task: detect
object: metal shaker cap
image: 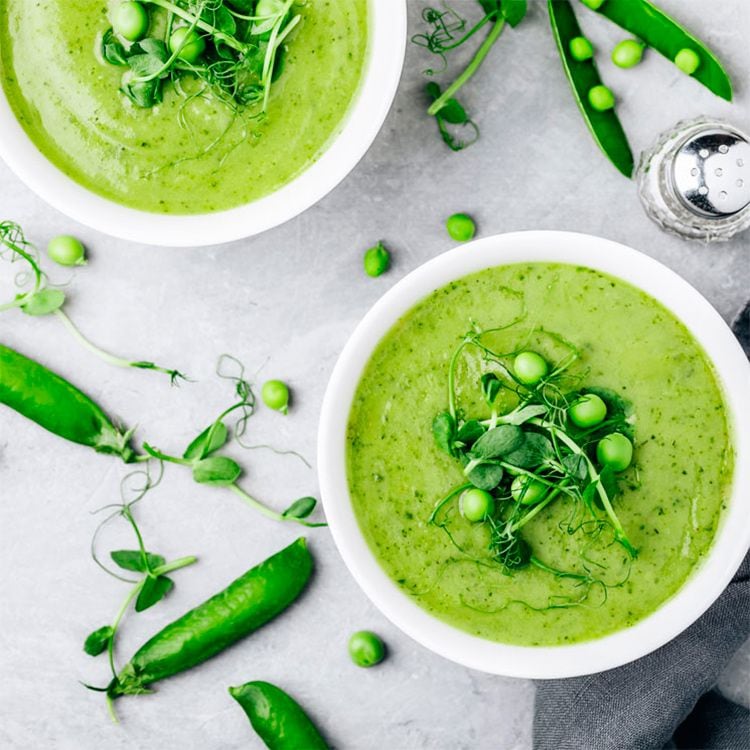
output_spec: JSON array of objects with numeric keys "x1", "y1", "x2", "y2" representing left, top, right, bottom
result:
[{"x1": 672, "y1": 127, "x2": 750, "y2": 218}]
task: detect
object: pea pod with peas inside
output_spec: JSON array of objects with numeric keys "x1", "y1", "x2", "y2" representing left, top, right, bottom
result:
[
  {"x1": 0, "y1": 343, "x2": 136, "y2": 462},
  {"x1": 107, "y1": 538, "x2": 313, "y2": 700},
  {"x1": 230, "y1": 680, "x2": 330, "y2": 750}
]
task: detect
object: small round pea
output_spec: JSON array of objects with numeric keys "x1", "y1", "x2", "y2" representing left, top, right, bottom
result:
[
  {"x1": 511, "y1": 475, "x2": 547, "y2": 506},
  {"x1": 363, "y1": 242, "x2": 390, "y2": 277},
  {"x1": 596, "y1": 433, "x2": 633, "y2": 472},
  {"x1": 513, "y1": 351, "x2": 549, "y2": 386},
  {"x1": 569, "y1": 36, "x2": 594, "y2": 62},
  {"x1": 261, "y1": 379, "x2": 290, "y2": 415},
  {"x1": 446, "y1": 213, "x2": 476, "y2": 242},
  {"x1": 114, "y1": 2, "x2": 149, "y2": 42},
  {"x1": 348, "y1": 631, "x2": 385, "y2": 668},
  {"x1": 47, "y1": 235, "x2": 87, "y2": 267},
  {"x1": 169, "y1": 27, "x2": 206, "y2": 63},
  {"x1": 611, "y1": 39, "x2": 644, "y2": 69},
  {"x1": 588, "y1": 85, "x2": 615, "y2": 111},
  {"x1": 674, "y1": 48, "x2": 700, "y2": 75},
  {"x1": 580, "y1": 0, "x2": 606, "y2": 9},
  {"x1": 568, "y1": 393, "x2": 607, "y2": 428},
  {"x1": 459, "y1": 488, "x2": 494, "y2": 523}
]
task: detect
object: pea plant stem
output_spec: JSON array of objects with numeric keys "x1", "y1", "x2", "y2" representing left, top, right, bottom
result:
[
  {"x1": 229, "y1": 484, "x2": 326, "y2": 528},
  {"x1": 428, "y1": 16, "x2": 506, "y2": 116}
]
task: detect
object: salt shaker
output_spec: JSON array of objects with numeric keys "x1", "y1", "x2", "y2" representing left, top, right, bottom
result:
[{"x1": 636, "y1": 116, "x2": 750, "y2": 241}]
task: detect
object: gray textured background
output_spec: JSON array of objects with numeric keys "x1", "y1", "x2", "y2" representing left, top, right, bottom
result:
[{"x1": 1, "y1": 1, "x2": 748, "y2": 748}]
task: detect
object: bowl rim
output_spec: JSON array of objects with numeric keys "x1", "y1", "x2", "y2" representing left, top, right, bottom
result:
[
  {"x1": 0, "y1": 0, "x2": 406, "y2": 247},
  {"x1": 317, "y1": 230, "x2": 750, "y2": 679}
]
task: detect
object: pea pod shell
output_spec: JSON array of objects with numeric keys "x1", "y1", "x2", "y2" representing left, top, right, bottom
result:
[
  {"x1": 590, "y1": 0, "x2": 732, "y2": 101},
  {"x1": 0, "y1": 343, "x2": 134, "y2": 461},
  {"x1": 111, "y1": 537, "x2": 313, "y2": 696},
  {"x1": 548, "y1": 0, "x2": 634, "y2": 177},
  {"x1": 229, "y1": 681, "x2": 329, "y2": 750}
]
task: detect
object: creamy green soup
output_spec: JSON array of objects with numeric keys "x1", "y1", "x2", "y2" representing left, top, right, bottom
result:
[
  {"x1": 0, "y1": 0, "x2": 367, "y2": 214},
  {"x1": 347, "y1": 264, "x2": 733, "y2": 646}
]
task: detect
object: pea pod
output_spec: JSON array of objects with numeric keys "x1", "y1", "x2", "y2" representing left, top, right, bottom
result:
[
  {"x1": 548, "y1": 0, "x2": 634, "y2": 177},
  {"x1": 0, "y1": 343, "x2": 135, "y2": 461},
  {"x1": 586, "y1": 0, "x2": 732, "y2": 101},
  {"x1": 229, "y1": 680, "x2": 329, "y2": 750},
  {"x1": 109, "y1": 537, "x2": 313, "y2": 698}
]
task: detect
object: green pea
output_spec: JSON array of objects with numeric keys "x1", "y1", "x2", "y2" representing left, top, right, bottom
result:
[
  {"x1": 588, "y1": 85, "x2": 615, "y2": 111},
  {"x1": 114, "y1": 1, "x2": 149, "y2": 42},
  {"x1": 611, "y1": 39, "x2": 644, "y2": 69},
  {"x1": 513, "y1": 351, "x2": 549, "y2": 386},
  {"x1": 363, "y1": 242, "x2": 390, "y2": 277},
  {"x1": 569, "y1": 36, "x2": 594, "y2": 62},
  {"x1": 446, "y1": 213, "x2": 476, "y2": 242},
  {"x1": 47, "y1": 235, "x2": 86, "y2": 267},
  {"x1": 568, "y1": 393, "x2": 607, "y2": 428},
  {"x1": 262, "y1": 379, "x2": 290, "y2": 415},
  {"x1": 579, "y1": 0, "x2": 606, "y2": 9},
  {"x1": 596, "y1": 433, "x2": 633, "y2": 472},
  {"x1": 459, "y1": 488, "x2": 494, "y2": 522},
  {"x1": 169, "y1": 27, "x2": 206, "y2": 63},
  {"x1": 511, "y1": 475, "x2": 547, "y2": 506},
  {"x1": 674, "y1": 48, "x2": 700, "y2": 75},
  {"x1": 348, "y1": 630, "x2": 385, "y2": 668}
]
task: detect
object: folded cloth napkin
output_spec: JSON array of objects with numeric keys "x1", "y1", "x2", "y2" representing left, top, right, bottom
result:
[{"x1": 534, "y1": 307, "x2": 750, "y2": 750}]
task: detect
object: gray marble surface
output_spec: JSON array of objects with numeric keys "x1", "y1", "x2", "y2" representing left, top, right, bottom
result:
[{"x1": 1, "y1": 2, "x2": 749, "y2": 748}]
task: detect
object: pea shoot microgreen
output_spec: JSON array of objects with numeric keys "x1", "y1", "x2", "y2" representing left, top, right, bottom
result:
[
  {"x1": 0, "y1": 221, "x2": 186, "y2": 384},
  {"x1": 428, "y1": 317, "x2": 638, "y2": 611}
]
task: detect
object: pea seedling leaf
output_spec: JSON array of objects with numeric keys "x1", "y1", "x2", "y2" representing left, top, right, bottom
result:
[
  {"x1": 455, "y1": 419, "x2": 485, "y2": 448},
  {"x1": 203, "y1": 5, "x2": 237, "y2": 35},
  {"x1": 183, "y1": 421, "x2": 229, "y2": 460},
  {"x1": 135, "y1": 575, "x2": 174, "y2": 612},
  {"x1": 19, "y1": 289, "x2": 66, "y2": 316},
  {"x1": 501, "y1": 0, "x2": 528, "y2": 27},
  {"x1": 481, "y1": 373, "x2": 502, "y2": 406},
  {"x1": 110, "y1": 549, "x2": 166, "y2": 573},
  {"x1": 83, "y1": 625, "x2": 114, "y2": 656},
  {"x1": 122, "y1": 75, "x2": 164, "y2": 108},
  {"x1": 433, "y1": 412, "x2": 458, "y2": 457},
  {"x1": 470, "y1": 424, "x2": 524, "y2": 460},
  {"x1": 192, "y1": 456, "x2": 242, "y2": 486},
  {"x1": 282, "y1": 496, "x2": 317, "y2": 520},
  {"x1": 101, "y1": 28, "x2": 128, "y2": 66},
  {"x1": 503, "y1": 432, "x2": 555, "y2": 469},
  {"x1": 562, "y1": 452, "x2": 588, "y2": 481},
  {"x1": 467, "y1": 462, "x2": 504, "y2": 491}
]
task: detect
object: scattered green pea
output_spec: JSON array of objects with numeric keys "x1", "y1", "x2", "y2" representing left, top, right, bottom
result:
[
  {"x1": 611, "y1": 39, "x2": 644, "y2": 69},
  {"x1": 114, "y1": 1, "x2": 149, "y2": 42},
  {"x1": 579, "y1": 0, "x2": 606, "y2": 9},
  {"x1": 459, "y1": 488, "x2": 494, "y2": 522},
  {"x1": 261, "y1": 379, "x2": 290, "y2": 415},
  {"x1": 597, "y1": 433, "x2": 633, "y2": 472},
  {"x1": 47, "y1": 235, "x2": 86, "y2": 267},
  {"x1": 674, "y1": 48, "x2": 700, "y2": 75},
  {"x1": 169, "y1": 27, "x2": 206, "y2": 63},
  {"x1": 348, "y1": 631, "x2": 385, "y2": 668},
  {"x1": 446, "y1": 213, "x2": 476, "y2": 242},
  {"x1": 569, "y1": 36, "x2": 594, "y2": 62},
  {"x1": 513, "y1": 351, "x2": 549, "y2": 386},
  {"x1": 568, "y1": 393, "x2": 607, "y2": 428},
  {"x1": 588, "y1": 84, "x2": 615, "y2": 111},
  {"x1": 363, "y1": 242, "x2": 390, "y2": 278},
  {"x1": 511, "y1": 475, "x2": 547, "y2": 506}
]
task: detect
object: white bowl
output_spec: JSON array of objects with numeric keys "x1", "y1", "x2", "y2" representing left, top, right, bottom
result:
[
  {"x1": 318, "y1": 230, "x2": 750, "y2": 679},
  {"x1": 0, "y1": 0, "x2": 406, "y2": 247}
]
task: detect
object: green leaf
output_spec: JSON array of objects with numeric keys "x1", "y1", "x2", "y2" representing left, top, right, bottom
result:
[
  {"x1": 503, "y1": 432, "x2": 555, "y2": 469},
  {"x1": 439, "y1": 97, "x2": 469, "y2": 125},
  {"x1": 127, "y1": 53, "x2": 166, "y2": 78},
  {"x1": 101, "y1": 28, "x2": 128, "y2": 66},
  {"x1": 470, "y1": 424, "x2": 524, "y2": 460},
  {"x1": 121, "y1": 74, "x2": 163, "y2": 108},
  {"x1": 135, "y1": 575, "x2": 174, "y2": 612},
  {"x1": 19, "y1": 289, "x2": 65, "y2": 316},
  {"x1": 83, "y1": 625, "x2": 114, "y2": 656},
  {"x1": 562, "y1": 452, "x2": 588, "y2": 481},
  {"x1": 110, "y1": 549, "x2": 165, "y2": 573},
  {"x1": 282, "y1": 496, "x2": 317, "y2": 519},
  {"x1": 481, "y1": 373, "x2": 502, "y2": 405},
  {"x1": 203, "y1": 5, "x2": 237, "y2": 35},
  {"x1": 192, "y1": 456, "x2": 242, "y2": 486},
  {"x1": 133, "y1": 38, "x2": 168, "y2": 62},
  {"x1": 498, "y1": 403, "x2": 547, "y2": 426},
  {"x1": 467, "y1": 462, "x2": 504, "y2": 491},
  {"x1": 455, "y1": 419, "x2": 485, "y2": 448},
  {"x1": 183, "y1": 421, "x2": 229, "y2": 460},
  {"x1": 432, "y1": 412, "x2": 457, "y2": 457},
  {"x1": 502, "y1": 0, "x2": 528, "y2": 27},
  {"x1": 599, "y1": 464, "x2": 619, "y2": 500}
]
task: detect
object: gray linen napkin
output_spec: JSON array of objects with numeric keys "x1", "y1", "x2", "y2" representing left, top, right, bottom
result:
[{"x1": 533, "y1": 305, "x2": 750, "y2": 750}]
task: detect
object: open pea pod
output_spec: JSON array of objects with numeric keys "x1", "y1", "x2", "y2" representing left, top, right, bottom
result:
[
  {"x1": 548, "y1": 0, "x2": 634, "y2": 177},
  {"x1": 588, "y1": 0, "x2": 732, "y2": 101}
]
